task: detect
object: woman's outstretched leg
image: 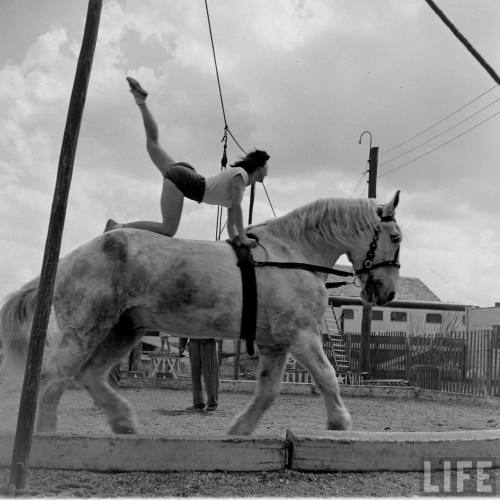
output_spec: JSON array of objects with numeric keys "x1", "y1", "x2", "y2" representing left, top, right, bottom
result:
[
  {"x1": 106, "y1": 77, "x2": 183, "y2": 236},
  {"x1": 127, "y1": 77, "x2": 175, "y2": 177}
]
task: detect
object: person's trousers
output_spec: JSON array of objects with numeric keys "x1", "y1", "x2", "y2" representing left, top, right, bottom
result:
[{"x1": 188, "y1": 339, "x2": 219, "y2": 407}]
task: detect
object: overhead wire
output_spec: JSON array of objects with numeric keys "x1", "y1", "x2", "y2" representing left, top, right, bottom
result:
[
  {"x1": 381, "y1": 85, "x2": 497, "y2": 157},
  {"x1": 379, "y1": 0, "x2": 500, "y2": 179},
  {"x1": 379, "y1": 97, "x2": 500, "y2": 169},
  {"x1": 349, "y1": 171, "x2": 368, "y2": 198},
  {"x1": 379, "y1": 109, "x2": 500, "y2": 178}
]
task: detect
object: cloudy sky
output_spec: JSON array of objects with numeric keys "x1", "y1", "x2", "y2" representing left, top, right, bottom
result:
[{"x1": 1, "y1": 0, "x2": 499, "y2": 307}]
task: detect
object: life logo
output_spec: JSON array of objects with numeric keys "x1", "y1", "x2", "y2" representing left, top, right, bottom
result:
[{"x1": 422, "y1": 458, "x2": 497, "y2": 495}]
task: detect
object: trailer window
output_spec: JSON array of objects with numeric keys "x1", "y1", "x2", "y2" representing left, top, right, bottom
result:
[
  {"x1": 390, "y1": 311, "x2": 407, "y2": 322},
  {"x1": 342, "y1": 309, "x2": 354, "y2": 320},
  {"x1": 372, "y1": 310, "x2": 383, "y2": 321},
  {"x1": 426, "y1": 313, "x2": 442, "y2": 324}
]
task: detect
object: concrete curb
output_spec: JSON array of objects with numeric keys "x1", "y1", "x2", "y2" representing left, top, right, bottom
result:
[
  {"x1": 0, "y1": 432, "x2": 286, "y2": 472},
  {"x1": 2, "y1": 428, "x2": 500, "y2": 472},
  {"x1": 286, "y1": 428, "x2": 500, "y2": 472}
]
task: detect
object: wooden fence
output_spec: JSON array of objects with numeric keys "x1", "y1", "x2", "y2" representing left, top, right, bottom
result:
[{"x1": 343, "y1": 328, "x2": 500, "y2": 396}]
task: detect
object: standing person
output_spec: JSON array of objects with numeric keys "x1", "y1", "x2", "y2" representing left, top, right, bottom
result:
[
  {"x1": 105, "y1": 77, "x2": 270, "y2": 247},
  {"x1": 179, "y1": 337, "x2": 219, "y2": 412}
]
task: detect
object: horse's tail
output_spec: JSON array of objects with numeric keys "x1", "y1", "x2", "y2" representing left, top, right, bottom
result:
[{"x1": 0, "y1": 277, "x2": 41, "y2": 383}]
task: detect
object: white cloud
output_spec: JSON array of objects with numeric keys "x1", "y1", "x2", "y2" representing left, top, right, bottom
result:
[{"x1": 1, "y1": 0, "x2": 499, "y2": 310}]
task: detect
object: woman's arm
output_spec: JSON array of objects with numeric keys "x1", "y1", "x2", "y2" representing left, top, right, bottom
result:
[{"x1": 227, "y1": 175, "x2": 257, "y2": 247}]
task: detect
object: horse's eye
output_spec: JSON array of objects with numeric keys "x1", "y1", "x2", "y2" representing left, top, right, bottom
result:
[{"x1": 390, "y1": 234, "x2": 401, "y2": 244}]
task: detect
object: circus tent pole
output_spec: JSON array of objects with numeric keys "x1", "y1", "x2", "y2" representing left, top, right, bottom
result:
[{"x1": 8, "y1": 0, "x2": 102, "y2": 491}]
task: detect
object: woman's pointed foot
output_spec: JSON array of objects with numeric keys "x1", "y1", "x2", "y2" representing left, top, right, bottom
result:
[{"x1": 126, "y1": 76, "x2": 148, "y2": 104}]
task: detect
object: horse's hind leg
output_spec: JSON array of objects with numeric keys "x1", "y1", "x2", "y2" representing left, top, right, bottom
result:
[
  {"x1": 227, "y1": 345, "x2": 288, "y2": 435},
  {"x1": 291, "y1": 330, "x2": 352, "y2": 430},
  {"x1": 37, "y1": 376, "x2": 69, "y2": 432},
  {"x1": 76, "y1": 310, "x2": 147, "y2": 434},
  {"x1": 37, "y1": 315, "x2": 91, "y2": 432}
]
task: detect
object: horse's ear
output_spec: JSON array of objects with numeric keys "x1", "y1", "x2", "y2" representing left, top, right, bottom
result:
[{"x1": 382, "y1": 190, "x2": 400, "y2": 217}]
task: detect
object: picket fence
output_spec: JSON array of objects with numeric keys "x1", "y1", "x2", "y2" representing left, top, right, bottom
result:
[{"x1": 343, "y1": 328, "x2": 500, "y2": 396}]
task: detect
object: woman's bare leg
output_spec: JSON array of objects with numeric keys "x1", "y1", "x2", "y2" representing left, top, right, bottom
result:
[
  {"x1": 115, "y1": 78, "x2": 183, "y2": 236},
  {"x1": 136, "y1": 102, "x2": 175, "y2": 177},
  {"x1": 122, "y1": 178, "x2": 183, "y2": 236}
]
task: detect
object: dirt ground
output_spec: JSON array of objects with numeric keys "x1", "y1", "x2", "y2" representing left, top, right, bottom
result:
[
  {"x1": 0, "y1": 386, "x2": 499, "y2": 497},
  {"x1": 0, "y1": 386, "x2": 498, "y2": 435}
]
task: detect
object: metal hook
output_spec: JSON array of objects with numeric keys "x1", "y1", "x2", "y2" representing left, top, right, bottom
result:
[{"x1": 359, "y1": 130, "x2": 373, "y2": 150}]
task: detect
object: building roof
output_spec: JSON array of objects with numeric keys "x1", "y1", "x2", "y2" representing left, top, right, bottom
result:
[{"x1": 327, "y1": 265, "x2": 441, "y2": 302}]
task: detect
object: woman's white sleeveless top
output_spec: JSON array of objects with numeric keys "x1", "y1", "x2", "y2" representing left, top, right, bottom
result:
[{"x1": 202, "y1": 167, "x2": 248, "y2": 207}]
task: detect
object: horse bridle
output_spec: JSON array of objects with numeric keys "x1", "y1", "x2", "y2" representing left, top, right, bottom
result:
[
  {"x1": 353, "y1": 215, "x2": 401, "y2": 277},
  {"x1": 230, "y1": 214, "x2": 400, "y2": 286}
]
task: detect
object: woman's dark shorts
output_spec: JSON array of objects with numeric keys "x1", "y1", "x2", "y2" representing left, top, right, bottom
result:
[{"x1": 165, "y1": 162, "x2": 206, "y2": 203}]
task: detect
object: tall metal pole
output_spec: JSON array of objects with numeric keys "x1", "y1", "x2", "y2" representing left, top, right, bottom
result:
[
  {"x1": 359, "y1": 132, "x2": 378, "y2": 375},
  {"x1": 8, "y1": 0, "x2": 102, "y2": 491}
]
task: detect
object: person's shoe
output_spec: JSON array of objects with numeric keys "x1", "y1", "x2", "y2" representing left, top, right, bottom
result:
[
  {"x1": 126, "y1": 76, "x2": 148, "y2": 104},
  {"x1": 186, "y1": 404, "x2": 206, "y2": 412},
  {"x1": 206, "y1": 404, "x2": 218, "y2": 411},
  {"x1": 104, "y1": 218, "x2": 121, "y2": 232}
]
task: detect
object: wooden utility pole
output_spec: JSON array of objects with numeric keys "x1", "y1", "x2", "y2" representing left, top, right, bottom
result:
[
  {"x1": 359, "y1": 135, "x2": 379, "y2": 375},
  {"x1": 8, "y1": 0, "x2": 102, "y2": 492}
]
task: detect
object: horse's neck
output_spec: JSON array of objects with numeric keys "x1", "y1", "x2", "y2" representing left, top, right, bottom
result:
[
  {"x1": 261, "y1": 198, "x2": 376, "y2": 268},
  {"x1": 260, "y1": 228, "x2": 344, "y2": 268},
  {"x1": 291, "y1": 237, "x2": 344, "y2": 268}
]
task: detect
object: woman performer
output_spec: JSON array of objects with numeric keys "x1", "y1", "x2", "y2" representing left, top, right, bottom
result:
[{"x1": 105, "y1": 77, "x2": 270, "y2": 247}]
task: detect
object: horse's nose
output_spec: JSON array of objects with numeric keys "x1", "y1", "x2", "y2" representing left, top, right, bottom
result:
[{"x1": 387, "y1": 291, "x2": 395, "y2": 302}]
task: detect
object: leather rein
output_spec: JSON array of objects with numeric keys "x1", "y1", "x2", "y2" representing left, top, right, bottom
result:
[
  {"x1": 241, "y1": 214, "x2": 401, "y2": 286},
  {"x1": 227, "y1": 215, "x2": 400, "y2": 355}
]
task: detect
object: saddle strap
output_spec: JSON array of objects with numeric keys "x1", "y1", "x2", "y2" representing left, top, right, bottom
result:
[
  {"x1": 227, "y1": 236, "x2": 355, "y2": 356},
  {"x1": 227, "y1": 240, "x2": 257, "y2": 356}
]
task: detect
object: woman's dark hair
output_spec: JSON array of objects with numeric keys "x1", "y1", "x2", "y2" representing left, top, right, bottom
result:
[{"x1": 231, "y1": 149, "x2": 270, "y2": 174}]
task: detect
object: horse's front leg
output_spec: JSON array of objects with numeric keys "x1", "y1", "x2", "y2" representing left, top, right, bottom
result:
[
  {"x1": 227, "y1": 344, "x2": 288, "y2": 435},
  {"x1": 290, "y1": 330, "x2": 352, "y2": 431}
]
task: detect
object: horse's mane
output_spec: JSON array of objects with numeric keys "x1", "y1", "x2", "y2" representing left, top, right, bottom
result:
[{"x1": 266, "y1": 197, "x2": 380, "y2": 246}]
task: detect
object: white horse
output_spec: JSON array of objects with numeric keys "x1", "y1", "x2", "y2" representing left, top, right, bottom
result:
[{"x1": 0, "y1": 192, "x2": 402, "y2": 435}]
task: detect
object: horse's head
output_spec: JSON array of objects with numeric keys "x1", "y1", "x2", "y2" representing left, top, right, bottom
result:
[{"x1": 348, "y1": 191, "x2": 402, "y2": 306}]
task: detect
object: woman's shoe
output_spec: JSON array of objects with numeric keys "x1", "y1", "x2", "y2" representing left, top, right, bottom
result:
[{"x1": 126, "y1": 76, "x2": 148, "y2": 104}]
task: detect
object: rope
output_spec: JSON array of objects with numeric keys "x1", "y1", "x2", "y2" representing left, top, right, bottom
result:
[
  {"x1": 262, "y1": 183, "x2": 277, "y2": 218},
  {"x1": 424, "y1": 0, "x2": 500, "y2": 86},
  {"x1": 204, "y1": 0, "x2": 228, "y2": 127},
  {"x1": 204, "y1": 0, "x2": 277, "y2": 230}
]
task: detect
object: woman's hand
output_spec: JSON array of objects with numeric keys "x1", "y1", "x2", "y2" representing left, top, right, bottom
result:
[{"x1": 238, "y1": 235, "x2": 258, "y2": 248}]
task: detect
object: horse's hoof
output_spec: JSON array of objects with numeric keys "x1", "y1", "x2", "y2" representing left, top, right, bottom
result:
[
  {"x1": 36, "y1": 423, "x2": 57, "y2": 433},
  {"x1": 327, "y1": 412, "x2": 352, "y2": 431},
  {"x1": 110, "y1": 418, "x2": 138, "y2": 434},
  {"x1": 36, "y1": 417, "x2": 57, "y2": 433}
]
